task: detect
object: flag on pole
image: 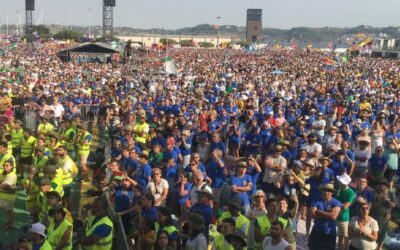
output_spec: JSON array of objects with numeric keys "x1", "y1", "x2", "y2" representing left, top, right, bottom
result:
[{"x1": 162, "y1": 57, "x2": 178, "y2": 75}]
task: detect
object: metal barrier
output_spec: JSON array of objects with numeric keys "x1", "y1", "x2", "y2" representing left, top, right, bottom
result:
[{"x1": 104, "y1": 189, "x2": 130, "y2": 250}]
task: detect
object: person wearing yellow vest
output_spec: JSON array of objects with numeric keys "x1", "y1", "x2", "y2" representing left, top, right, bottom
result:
[
  {"x1": 46, "y1": 191, "x2": 73, "y2": 224},
  {"x1": 133, "y1": 114, "x2": 150, "y2": 149},
  {"x1": 34, "y1": 147, "x2": 49, "y2": 174},
  {"x1": 79, "y1": 197, "x2": 114, "y2": 250},
  {"x1": 37, "y1": 177, "x2": 53, "y2": 225},
  {"x1": 212, "y1": 217, "x2": 235, "y2": 250},
  {"x1": 254, "y1": 198, "x2": 288, "y2": 249},
  {"x1": 60, "y1": 120, "x2": 77, "y2": 160},
  {"x1": 10, "y1": 119, "x2": 24, "y2": 158},
  {"x1": 219, "y1": 198, "x2": 250, "y2": 237},
  {"x1": 0, "y1": 141, "x2": 16, "y2": 174},
  {"x1": 47, "y1": 204, "x2": 73, "y2": 250},
  {"x1": 154, "y1": 206, "x2": 178, "y2": 249},
  {"x1": 20, "y1": 128, "x2": 36, "y2": 164},
  {"x1": 16, "y1": 222, "x2": 52, "y2": 250},
  {"x1": 43, "y1": 165, "x2": 64, "y2": 198},
  {"x1": 56, "y1": 145, "x2": 78, "y2": 210},
  {"x1": 22, "y1": 165, "x2": 40, "y2": 218},
  {"x1": 37, "y1": 117, "x2": 55, "y2": 146},
  {"x1": 76, "y1": 123, "x2": 92, "y2": 182},
  {"x1": 3, "y1": 133, "x2": 13, "y2": 154},
  {"x1": 225, "y1": 228, "x2": 248, "y2": 250},
  {"x1": 0, "y1": 160, "x2": 17, "y2": 230}
]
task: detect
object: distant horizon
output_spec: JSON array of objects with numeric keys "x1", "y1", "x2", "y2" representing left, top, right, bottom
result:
[
  {"x1": 0, "y1": 0, "x2": 399, "y2": 30},
  {"x1": 0, "y1": 23, "x2": 399, "y2": 30}
]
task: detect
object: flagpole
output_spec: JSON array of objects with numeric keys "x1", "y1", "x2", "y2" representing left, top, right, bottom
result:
[{"x1": 6, "y1": 16, "x2": 9, "y2": 36}]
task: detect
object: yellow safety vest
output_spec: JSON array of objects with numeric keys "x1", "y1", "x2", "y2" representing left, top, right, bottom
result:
[
  {"x1": 59, "y1": 156, "x2": 77, "y2": 186},
  {"x1": 0, "y1": 172, "x2": 17, "y2": 201},
  {"x1": 7, "y1": 141, "x2": 12, "y2": 154},
  {"x1": 38, "y1": 192, "x2": 48, "y2": 222},
  {"x1": 82, "y1": 215, "x2": 114, "y2": 250},
  {"x1": 10, "y1": 128, "x2": 23, "y2": 148},
  {"x1": 219, "y1": 212, "x2": 250, "y2": 235},
  {"x1": 38, "y1": 123, "x2": 55, "y2": 145},
  {"x1": 34, "y1": 156, "x2": 49, "y2": 172},
  {"x1": 21, "y1": 136, "x2": 36, "y2": 158},
  {"x1": 29, "y1": 240, "x2": 53, "y2": 250},
  {"x1": 254, "y1": 214, "x2": 288, "y2": 249},
  {"x1": 154, "y1": 223, "x2": 178, "y2": 240},
  {"x1": 213, "y1": 233, "x2": 234, "y2": 250},
  {"x1": 51, "y1": 178, "x2": 64, "y2": 198},
  {"x1": 77, "y1": 131, "x2": 92, "y2": 156},
  {"x1": 0, "y1": 153, "x2": 16, "y2": 174},
  {"x1": 22, "y1": 177, "x2": 39, "y2": 211},
  {"x1": 48, "y1": 218, "x2": 73, "y2": 250},
  {"x1": 62, "y1": 128, "x2": 76, "y2": 151},
  {"x1": 134, "y1": 122, "x2": 149, "y2": 144}
]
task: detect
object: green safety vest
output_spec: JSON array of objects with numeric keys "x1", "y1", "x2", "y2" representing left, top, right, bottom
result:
[
  {"x1": 0, "y1": 172, "x2": 17, "y2": 201},
  {"x1": 254, "y1": 214, "x2": 288, "y2": 249},
  {"x1": 51, "y1": 178, "x2": 64, "y2": 198},
  {"x1": 134, "y1": 122, "x2": 149, "y2": 144},
  {"x1": 29, "y1": 240, "x2": 53, "y2": 250},
  {"x1": 62, "y1": 128, "x2": 76, "y2": 151},
  {"x1": 154, "y1": 223, "x2": 178, "y2": 240},
  {"x1": 21, "y1": 136, "x2": 36, "y2": 158},
  {"x1": 38, "y1": 123, "x2": 54, "y2": 145},
  {"x1": 82, "y1": 215, "x2": 114, "y2": 250},
  {"x1": 77, "y1": 131, "x2": 92, "y2": 156},
  {"x1": 34, "y1": 156, "x2": 49, "y2": 171},
  {"x1": 10, "y1": 128, "x2": 23, "y2": 148},
  {"x1": 48, "y1": 218, "x2": 73, "y2": 250},
  {"x1": 213, "y1": 233, "x2": 234, "y2": 250},
  {"x1": 219, "y1": 212, "x2": 250, "y2": 235},
  {"x1": 0, "y1": 153, "x2": 16, "y2": 174},
  {"x1": 38, "y1": 192, "x2": 48, "y2": 222},
  {"x1": 22, "y1": 177, "x2": 39, "y2": 211}
]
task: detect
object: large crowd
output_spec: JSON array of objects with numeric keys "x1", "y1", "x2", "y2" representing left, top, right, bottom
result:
[{"x1": 0, "y1": 40, "x2": 399, "y2": 250}]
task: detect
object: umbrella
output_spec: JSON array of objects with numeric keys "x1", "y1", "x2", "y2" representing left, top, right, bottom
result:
[{"x1": 272, "y1": 70, "x2": 285, "y2": 75}]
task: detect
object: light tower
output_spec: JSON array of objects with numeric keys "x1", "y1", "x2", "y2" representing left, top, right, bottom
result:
[
  {"x1": 25, "y1": 0, "x2": 35, "y2": 42},
  {"x1": 103, "y1": 0, "x2": 115, "y2": 42}
]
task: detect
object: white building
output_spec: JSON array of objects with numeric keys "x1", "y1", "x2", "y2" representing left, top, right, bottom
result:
[{"x1": 371, "y1": 38, "x2": 400, "y2": 58}]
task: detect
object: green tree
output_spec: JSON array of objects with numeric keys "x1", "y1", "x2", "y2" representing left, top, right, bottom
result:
[
  {"x1": 179, "y1": 39, "x2": 194, "y2": 47},
  {"x1": 159, "y1": 38, "x2": 178, "y2": 45},
  {"x1": 198, "y1": 42, "x2": 215, "y2": 48},
  {"x1": 54, "y1": 29, "x2": 83, "y2": 42}
]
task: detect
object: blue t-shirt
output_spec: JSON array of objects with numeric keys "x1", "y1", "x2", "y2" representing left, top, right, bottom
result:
[
  {"x1": 206, "y1": 160, "x2": 225, "y2": 188},
  {"x1": 246, "y1": 166, "x2": 261, "y2": 195},
  {"x1": 368, "y1": 155, "x2": 388, "y2": 177},
  {"x1": 135, "y1": 163, "x2": 152, "y2": 189},
  {"x1": 231, "y1": 174, "x2": 253, "y2": 206},
  {"x1": 189, "y1": 203, "x2": 213, "y2": 226},
  {"x1": 210, "y1": 141, "x2": 226, "y2": 153},
  {"x1": 175, "y1": 182, "x2": 193, "y2": 205},
  {"x1": 179, "y1": 136, "x2": 193, "y2": 156},
  {"x1": 306, "y1": 176, "x2": 331, "y2": 204},
  {"x1": 163, "y1": 149, "x2": 178, "y2": 166},
  {"x1": 114, "y1": 186, "x2": 134, "y2": 212},
  {"x1": 312, "y1": 198, "x2": 342, "y2": 235},
  {"x1": 141, "y1": 207, "x2": 158, "y2": 222}
]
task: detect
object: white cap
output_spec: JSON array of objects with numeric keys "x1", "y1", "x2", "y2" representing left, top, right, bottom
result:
[
  {"x1": 336, "y1": 173, "x2": 352, "y2": 185},
  {"x1": 30, "y1": 223, "x2": 47, "y2": 237}
]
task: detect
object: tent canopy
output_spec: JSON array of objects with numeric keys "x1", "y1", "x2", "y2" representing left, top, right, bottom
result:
[
  {"x1": 66, "y1": 42, "x2": 119, "y2": 54},
  {"x1": 57, "y1": 42, "x2": 119, "y2": 62}
]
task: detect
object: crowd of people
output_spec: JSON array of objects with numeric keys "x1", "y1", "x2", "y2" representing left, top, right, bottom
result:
[{"x1": 0, "y1": 40, "x2": 399, "y2": 250}]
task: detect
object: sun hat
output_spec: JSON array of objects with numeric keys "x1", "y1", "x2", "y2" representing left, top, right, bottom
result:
[{"x1": 30, "y1": 223, "x2": 47, "y2": 237}]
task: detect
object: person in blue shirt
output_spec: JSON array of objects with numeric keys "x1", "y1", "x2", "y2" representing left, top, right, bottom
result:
[
  {"x1": 178, "y1": 130, "x2": 193, "y2": 168},
  {"x1": 331, "y1": 150, "x2": 354, "y2": 177},
  {"x1": 349, "y1": 177, "x2": 374, "y2": 218},
  {"x1": 113, "y1": 176, "x2": 134, "y2": 234},
  {"x1": 134, "y1": 151, "x2": 152, "y2": 190},
  {"x1": 245, "y1": 156, "x2": 262, "y2": 196},
  {"x1": 368, "y1": 145, "x2": 388, "y2": 188},
  {"x1": 175, "y1": 171, "x2": 192, "y2": 216},
  {"x1": 230, "y1": 161, "x2": 253, "y2": 215},
  {"x1": 206, "y1": 149, "x2": 225, "y2": 211},
  {"x1": 227, "y1": 118, "x2": 241, "y2": 158},
  {"x1": 210, "y1": 132, "x2": 226, "y2": 154},
  {"x1": 309, "y1": 183, "x2": 342, "y2": 250},
  {"x1": 140, "y1": 193, "x2": 158, "y2": 223},
  {"x1": 189, "y1": 189, "x2": 214, "y2": 239}
]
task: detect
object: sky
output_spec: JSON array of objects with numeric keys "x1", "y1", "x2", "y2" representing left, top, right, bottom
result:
[{"x1": 0, "y1": 0, "x2": 399, "y2": 29}]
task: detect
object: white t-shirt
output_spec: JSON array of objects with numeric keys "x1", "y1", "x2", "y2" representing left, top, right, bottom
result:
[
  {"x1": 147, "y1": 179, "x2": 169, "y2": 206},
  {"x1": 262, "y1": 237, "x2": 290, "y2": 250},
  {"x1": 51, "y1": 103, "x2": 65, "y2": 118},
  {"x1": 349, "y1": 216, "x2": 379, "y2": 250},
  {"x1": 354, "y1": 147, "x2": 371, "y2": 168},
  {"x1": 1, "y1": 173, "x2": 17, "y2": 188},
  {"x1": 186, "y1": 233, "x2": 208, "y2": 250},
  {"x1": 301, "y1": 142, "x2": 322, "y2": 155},
  {"x1": 189, "y1": 183, "x2": 212, "y2": 205}
]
